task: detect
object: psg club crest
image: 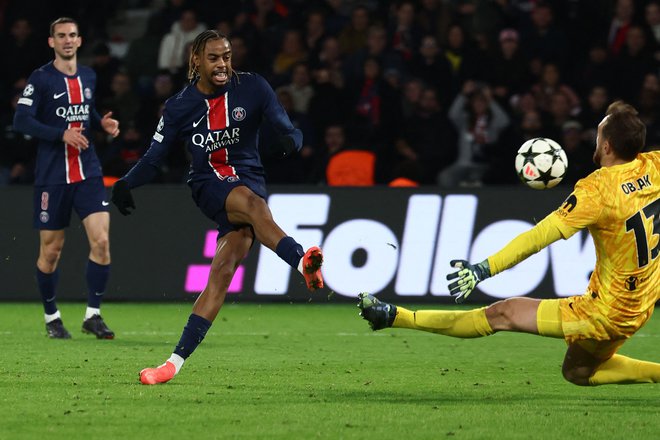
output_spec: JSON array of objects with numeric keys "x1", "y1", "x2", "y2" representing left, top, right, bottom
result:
[
  {"x1": 84, "y1": 88, "x2": 92, "y2": 100},
  {"x1": 23, "y1": 84, "x2": 34, "y2": 96},
  {"x1": 232, "y1": 107, "x2": 246, "y2": 121},
  {"x1": 39, "y1": 211, "x2": 49, "y2": 223}
]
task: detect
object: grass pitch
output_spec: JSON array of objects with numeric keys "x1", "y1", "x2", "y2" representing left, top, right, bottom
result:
[{"x1": 1, "y1": 302, "x2": 659, "y2": 440}]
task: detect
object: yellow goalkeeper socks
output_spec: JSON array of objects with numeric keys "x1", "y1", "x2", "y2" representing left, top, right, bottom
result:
[
  {"x1": 589, "y1": 354, "x2": 660, "y2": 385},
  {"x1": 393, "y1": 307, "x2": 493, "y2": 338}
]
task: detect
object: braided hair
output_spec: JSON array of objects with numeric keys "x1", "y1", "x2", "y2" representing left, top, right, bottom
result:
[{"x1": 187, "y1": 30, "x2": 232, "y2": 82}]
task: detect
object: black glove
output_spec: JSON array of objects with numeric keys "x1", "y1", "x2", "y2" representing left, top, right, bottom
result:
[
  {"x1": 273, "y1": 135, "x2": 297, "y2": 158},
  {"x1": 446, "y1": 259, "x2": 491, "y2": 303},
  {"x1": 111, "y1": 179, "x2": 136, "y2": 216}
]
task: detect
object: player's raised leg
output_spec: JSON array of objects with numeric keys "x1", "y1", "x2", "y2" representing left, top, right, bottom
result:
[
  {"x1": 38, "y1": 229, "x2": 71, "y2": 339},
  {"x1": 139, "y1": 227, "x2": 253, "y2": 385},
  {"x1": 81, "y1": 212, "x2": 114, "y2": 339},
  {"x1": 358, "y1": 295, "x2": 559, "y2": 338},
  {"x1": 226, "y1": 186, "x2": 323, "y2": 290}
]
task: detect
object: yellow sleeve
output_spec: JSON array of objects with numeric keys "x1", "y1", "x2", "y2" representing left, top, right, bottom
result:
[{"x1": 487, "y1": 213, "x2": 565, "y2": 276}]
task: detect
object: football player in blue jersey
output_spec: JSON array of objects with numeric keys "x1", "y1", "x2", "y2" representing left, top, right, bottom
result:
[
  {"x1": 13, "y1": 17, "x2": 120, "y2": 340},
  {"x1": 111, "y1": 30, "x2": 324, "y2": 385}
]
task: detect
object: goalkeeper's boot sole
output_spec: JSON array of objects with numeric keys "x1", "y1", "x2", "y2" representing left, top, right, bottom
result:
[
  {"x1": 302, "y1": 246, "x2": 324, "y2": 291},
  {"x1": 46, "y1": 318, "x2": 72, "y2": 339},
  {"x1": 357, "y1": 292, "x2": 397, "y2": 331},
  {"x1": 140, "y1": 361, "x2": 176, "y2": 385},
  {"x1": 82, "y1": 315, "x2": 115, "y2": 339}
]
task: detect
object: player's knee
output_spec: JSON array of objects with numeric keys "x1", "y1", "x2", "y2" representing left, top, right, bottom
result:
[
  {"x1": 561, "y1": 365, "x2": 592, "y2": 386},
  {"x1": 485, "y1": 299, "x2": 515, "y2": 331},
  {"x1": 40, "y1": 244, "x2": 63, "y2": 265}
]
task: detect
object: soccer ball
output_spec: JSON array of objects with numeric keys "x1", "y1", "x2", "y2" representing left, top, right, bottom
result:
[{"x1": 515, "y1": 138, "x2": 568, "y2": 189}]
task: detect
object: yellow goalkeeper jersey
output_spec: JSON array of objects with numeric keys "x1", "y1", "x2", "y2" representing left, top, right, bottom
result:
[{"x1": 549, "y1": 151, "x2": 660, "y2": 329}]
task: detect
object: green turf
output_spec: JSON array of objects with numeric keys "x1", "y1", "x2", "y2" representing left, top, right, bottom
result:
[{"x1": 1, "y1": 302, "x2": 659, "y2": 440}]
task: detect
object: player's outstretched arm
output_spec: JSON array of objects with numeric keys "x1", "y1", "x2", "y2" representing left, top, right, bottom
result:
[{"x1": 446, "y1": 260, "x2": 491, "y2": 303}]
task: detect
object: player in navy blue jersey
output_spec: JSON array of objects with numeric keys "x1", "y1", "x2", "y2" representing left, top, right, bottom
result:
[
  {"x1": 111, "y1": 30, "x2": 324, "y2": 385},
  {"x1": 13, "y1": 17, "x2": 120, "y2": 340}
]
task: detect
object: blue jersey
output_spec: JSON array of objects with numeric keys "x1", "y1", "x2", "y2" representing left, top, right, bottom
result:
[
  {"x1": 14, "y1": 61, "x2": 103, "y2": 186},
  {"x1": 123, "y1": 72, "x2": 302, "y2": 188}
]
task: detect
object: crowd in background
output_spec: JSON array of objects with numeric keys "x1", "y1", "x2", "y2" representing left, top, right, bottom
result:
[{"x1": 0, "y1": 0, "x2": 659, "y2": 187}]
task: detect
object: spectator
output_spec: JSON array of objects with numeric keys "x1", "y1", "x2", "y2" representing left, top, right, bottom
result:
[
  {"x1": 410, "y1": 34, "x2": 454, "y2": 107},
  {"x1": 90, "y1": 42, "x2": 122, "y2": 107},
  {"x1": 400, "y1": 77, "x2": 424, "y2": 119},
  {"x1": 521, "y1": 2, "x2": 569, "y2": 67},
  {"x1": 394, "y1": 87, "x2": 457, "y2": 184},
  {"x1": 0, "y1": 90, "x2": 36, "y2": 185},
  {"x1": 304, "y1": 9, "x2": 328, "y2": 61},
  {"x1": 415, "y1": 0, "x2": 454, "y2": 44},
  {"x1": 388, "y1": 1, "x2": 419, "y2": 63},
  {"x1": 309, "y1": 123, "x2": 347, "y2": 184},
  {"x1": 531, "y1": 62, "x2": 581, "y2": 116},
  {"x1": 338, "y1": 5, "x2": 370, "y2": 55},
  {"x1": 638, "y1": 73, "x2": 660, "y2": 147},
  {"x1": 560, "y1": 120, "x2": 596, "y2": 185},
  {"x1": 439, "y1": 81, "x2": 510, "y2": 187},
  {"x1": 574, "y1": 42, "x2": 615, "y2": 96},
  {"x1": 490, "y1": 28, "x2": 529, "y2": 106},
  {"x1": 607, "y1": 0, "x2": 635, "y2": 56},
  {"x1": 101, "y1": 71, "x2": 140, "y2": 128},
  {"x1": 0, "y1": 18, "x2": 49, "y2": 98},
  {"x1": 611, "y1": 25, "x2": 658, "y2": 103},
  {"x1": 646, "y1": 1, "x2": 660, "y2": 48},
  {"x1": 158, "y1": 9, "x2": 206, "y2": 73},
  {"x1": 579, "y1": 85, "x2": 610, "y2": 144},
  {"x1": 343, "y1": 24, "x2": 403, "y2": 86},
  {"x1": 102, "y1": 124, "x2": 146, "y2": 178},
  {"x1": 272, "y1": 29, "x2": 307, "y2": 84},
  {"x1": 277, "y1": 63, "x2": 314, "y2": 114}
]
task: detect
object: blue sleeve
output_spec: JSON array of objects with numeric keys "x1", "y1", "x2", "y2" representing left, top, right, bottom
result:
[
  {"x1": 13, "y1": 72, "x2": 65, "y2": 142},
  {"x1": 123, "y1": 105, "x2": 179, "y2": 188},
  {"x1": 257, "y1": 75, "x2": 302, "y2": 151}
]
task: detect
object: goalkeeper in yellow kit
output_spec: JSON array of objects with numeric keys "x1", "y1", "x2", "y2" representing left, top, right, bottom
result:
[{"x1": 358, "y1": 101, "x2": 660, "y2": 386}]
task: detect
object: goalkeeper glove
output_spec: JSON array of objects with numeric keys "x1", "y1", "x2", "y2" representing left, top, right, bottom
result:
[
  {"x1": 273, "y1": 135, "x2": 297, "y2": 158},
  {"x1": 111, "y1": 179, "x2": 136, "y2": 216},
  {"x1": 446, "y1": 259, "x2": 491, "y2": 303}
]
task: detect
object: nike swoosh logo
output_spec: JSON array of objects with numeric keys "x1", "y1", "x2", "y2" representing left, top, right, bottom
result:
[
  {"x1": 53, "y1": 92, "x2": 66, "y2": 99},
  {"x1": 45, "y1": 296, "x2": 56, "y2": 302},
  {"x1": 192, "y1": 115, "x2": 206, "y2": 128},
  {"x1": 94, "y1": 292, "x2": 104, "y2": 296},
  {"x1": 102, "y1": 201, "x2": 109, "y2": 206}
]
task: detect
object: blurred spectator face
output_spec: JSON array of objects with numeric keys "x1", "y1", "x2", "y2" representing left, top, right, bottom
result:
[
  {"x1": 255, "y1": 0, "x2": 274, "y2": 13},
  {"x1": 517, "y1": 92, "x2": 537, "y2": 113},
  {"x1": 396, "y1": 2, "x2": 415, "y2": 28},
  {"x1": 418, "y1": 88, "x2": 440, "y2": 113},
  {"x1": 447, "y1": 25, "x2": 464, "y2": 50},
  {"x1": 549, "y1": 93, "x2": 570, "y2": 119},
  {"x1": 625, "y1": 26, "x2": 646, "y2": 53},
  {"x1": 562, "y1": 123, "x2": 583, "y2": 152},
  {"x1": 531, "y1": 5, "x2": 553, "y2": 30},
  {"x1": 642, "y1": 73, "x2": 659, "y2": 91},
  {"x1": 589, "y1": 45, "x2": 608, "y2": 64},
  {"x1": 215, "y1": 20, "x2": 232, "y2": 36},
  {"x1": 521, "y1": 110, "x2": 542, "y2": 132},
  {"x1": 615, "y1": 0, "x2": 635, "y2": 21},
  {"x1": 588, "y1": 86, "x2": 609, "y2": 110},
  {"x1": 292, "y1": 64, "x2": 311, "y2": 87},
  {"x1": 363, "y1": 58, "x2": 380, "y2": 80},
  {"x1": 469, "y1": 92, "x2": 488, "y2": 115},
  {"x1": 366, "y1": 26, "x2": 387, "y2": 53},
  {"x1": 403, "y1": 79, "x2": 423, "y2": 103},
  {"x1": 11, "y1": 19, "x2": 32, "y2": 42},
  {"x1": 541, "y1": 63, "x2": 560, "y2": 86},
  {"x1": 111, "y1": 73, "x2": 132, "y2": 96},
  {"x1": 419, "y1": 35, "x2": 439, "y2": 58},
  {"x1": 154, "y1": 74, "x2": 174, "y2": 97},
  {"x1": 499, "y1": 29, "x2": 519, "y2": 58},
  {"x1": 325, "y1": 125, "x2": 345, "y2": 153},
  {"x1": 351, "y1": 7, "x2": 369, "y2": 31},
  {"x1": 307, "y1": 12, "x2": 325, "y2": 34},
  {"x1": 282, "y1": 30, "x2": 303, "y2": 55},
  {"x1": 646, "y1": 2, "x2": 660, "y2": 26},
  {"x1": 180, "y1": 10, "x2": 198, "y2": 32},
  {"x1": 320, "y1": 37, "x2": 340, "y2": 62}
]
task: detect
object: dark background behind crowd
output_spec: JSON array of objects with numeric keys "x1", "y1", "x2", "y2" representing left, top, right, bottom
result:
[{"x1": 1, "y1": 0, "x2": 659, "y2": 187}]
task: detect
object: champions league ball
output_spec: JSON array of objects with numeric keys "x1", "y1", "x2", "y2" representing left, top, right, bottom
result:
[{"x1": 515, "y1": 137, "x2": 568, "y2": 189}]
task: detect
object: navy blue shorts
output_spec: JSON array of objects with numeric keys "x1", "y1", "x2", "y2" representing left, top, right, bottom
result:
[
  {"x1": 189, "y1": 172, "x2": 267, "y2": 238},
  {"x1": 33, "y1": 177, "x2": 109, "y2": 230}
]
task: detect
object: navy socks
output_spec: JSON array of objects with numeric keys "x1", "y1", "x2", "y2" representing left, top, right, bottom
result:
[
  {"x1": 173, "y1": 314, "x2": 213, "y2": 359},
  {"x1": 36, "y1": 267, "x2": 59, "y2": 315},
  {"x1": 86, "y1": 260, "x2": 110, "y2": 308},
  {"x1": 275, "y1": 236, "x2": 304, "y2": 269}
]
